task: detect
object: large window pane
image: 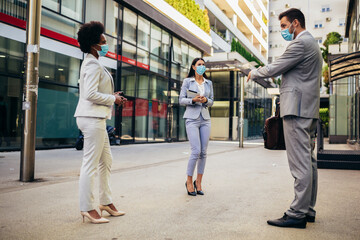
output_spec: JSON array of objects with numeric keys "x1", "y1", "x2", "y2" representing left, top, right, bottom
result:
[
  {"x1": 36, "y1": 83, "x2": 78, "y2": 147},
  {"x1": 181, "y1": 41, "x2": 189, "y2": 67},
  {"x1": 43, "y1": 0, "x2": 59, "y2": 12},
  {"x1": 135, "y1": 98, "x2": 148, "y2": 142},
  {"x1": 150, "y1": 55, "x2": 168, "y2": 76},
  {"x1": 122, "y1": 42, "x2": 136, "y2": 65},
  {"x1": 172, "y1": 37, "x2": 181, "y2": 63},
  {"x1": 123, "y1": 8, "x2": 137, "y2": 45},
  {"x1": 121, "y1": 63, "x2": 136, "y2": 97},
  {"x1": 137, "y1": 16, "x2": 150, "y2": 50},
  {"x1": 179, "y1": 106, "x2": 187, "y2": 140},
  {"x1": 137, "y1": 48, "x2": 149, "y2": 66},
  {"x1": 39, "y1": 48, "x2": 80, "y2": 87},
  {"x1": 161, "y1": 30, "x2": 170, "y2": 59},
  {"x1": 105, "y1": 1, "x2": 119, "y2": 37},
  {"x1": 148, "y1": 101, "x2": 166, "y2": 142},
  {"x1": 41, "y1": 8, "x2": 81, "y2": 39},
  {"x1": 189, "y1": 46, "x2": 201, "y2": 68},
  {"x1": 171, "y1": 63, "x2": 180, "y2": 80},
  {"x1": 121, "y1": 98, "x2": 134, "y2": 141},
  {"x1": 150, "y1": 23, "x2": 161, "y2": 56},
  {"x1": 150, "y1": 75, "x2": 168, "y2": 102},
  {"x1": 62, "y1": 0, "x2": 83, "y2": 22},
  {"x1": 137, "y1": 71, "x2": 149, "y2": 99},
  {"x1": 85, "y1": 0, "x2": 104, "y2": 22}
]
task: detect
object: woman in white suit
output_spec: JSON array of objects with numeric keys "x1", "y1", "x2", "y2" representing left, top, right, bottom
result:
[{"x1": 75, "y1": 21, "x2": 126, "y2": 223}]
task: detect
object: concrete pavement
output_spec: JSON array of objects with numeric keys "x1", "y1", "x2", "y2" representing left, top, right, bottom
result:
[{"x1": 0, "y1": 141, "x2": 359, "y2": 240}]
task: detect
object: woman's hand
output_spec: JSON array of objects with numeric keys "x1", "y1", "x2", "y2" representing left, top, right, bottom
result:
[
  {"x1": 200, "y1": 96, "x2": 207, "y2": 103},
  {"x1": 114, "y1": 94, "x2": 127, "y2": 106},
  {"x1": 192, "y1": 95, "x2": 202, "y2": 103}
]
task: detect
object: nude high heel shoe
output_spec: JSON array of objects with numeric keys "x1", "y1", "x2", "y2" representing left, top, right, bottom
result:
[
  {"x1": 81, "y1": 211, "x2": 110, "y2": 224},
  {"x1": 99, "y1": 205, "x2": 125, "y2": 217}
]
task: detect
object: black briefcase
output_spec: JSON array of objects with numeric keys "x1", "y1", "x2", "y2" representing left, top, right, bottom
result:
[{"x1": 263, "y1": 108, "x2": 286, "y2": 150}]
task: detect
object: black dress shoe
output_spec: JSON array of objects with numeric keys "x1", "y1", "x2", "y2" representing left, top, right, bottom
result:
[
  {"x1": 193, "y1": 180, "x2": 204, "y2": 195},
  {"x1": 306, "y1": 215, "x2": 315, "y2": 222},
  {"x1": 185, "y1": 182, "x2": 196, "y2": 196},
  {"x1": 267, "y1": 213, "x2": 307, "y2": 229}
]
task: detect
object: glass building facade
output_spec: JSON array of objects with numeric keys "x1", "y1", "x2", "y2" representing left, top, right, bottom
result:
[{"x1": 0, "y1": 0, "x2": 202, "y2": 150}]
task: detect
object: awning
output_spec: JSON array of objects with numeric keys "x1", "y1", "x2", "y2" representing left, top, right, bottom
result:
[{"x1": 329, "y1": 51, "x2": 360, "y2": 82}]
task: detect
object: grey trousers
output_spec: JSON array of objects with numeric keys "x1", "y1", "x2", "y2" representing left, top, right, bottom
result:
[
  {"x1": 185, "y1": 115, "x2": 211, "y2": 176},
  {"x1": 283, "y1": 116, "x2": 318, "y2": 219}
]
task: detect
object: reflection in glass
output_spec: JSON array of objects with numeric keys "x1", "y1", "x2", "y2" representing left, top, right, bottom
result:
[
  {"x1": 62, "y1": 0, "x2": 83, "y2": 21},
  {"x1": 121, "y1": 98, "x2": 134, "y2": 141},
  {"x1": 137, "y1": 48, "x2": 149, "y2": 66},
  {"x1": 123, "y1": 8, "x2": 137, "y2": 45},
  {"x1": 105, "y1": 1, "x2": 119, "y2": 37},
  {"x1": 122, "y1": 42, "x2": 136, "y2": 63},
  {"x1": 41, "y1": 8, "x2": 81, "y2": 39},
  {"x1": 189, "y1": 46, "x2": 201, "y2": 68},
  {"x1": 150, "y1": 75, "x2": 168, "y2": 102},
  {"x1": 171, "y1": 63, "x2": 180, "y2": 80},
  {"x1": 85, "y1": 0, "x2": 104, "y2": 22},
  {"x1": 148, "y1": 101, "x2": 166, "y2": 142},
  {"x1": 161, "y1": 30, "x2": 170, "y2": 59},
  {"x1": 150, "y1": 23, "x2": 161, "y2": 56},
  {"x1": 172, "y1": 36, "x2": 182, "y2": 63},
  {"x1": 39, "y1": 48, "x2": 80, "y2": 86},
  {"x1": 137, "y1": 16, "x2": 150, "y2": 50},
  {"x1": 135, "y1": 98, "x2": 149, "y2": 142},
  {"x1": 179, "y1": 106, "x2": 187, "y2": 140},
  {"x1": 43, "y1": 0, "x2": 59, "y2": 12},
  {"x1": 181, "y1": 41, "x2": 189, "y2": 67},
  {"x1": 137, "y1": 72, "x2": 149, "y2": 99},
  {"x1": 150, "y1": 55, "x2": 167, "y2": 76},
  {"x1": 121, "y1": 63, "x2": 136, "y2": 97}
]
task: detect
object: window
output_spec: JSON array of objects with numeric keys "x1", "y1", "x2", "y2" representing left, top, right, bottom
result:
[
  {"x1": 150, "y1": 24, "x2": 161, "y2": 56},
  {"x1": 85, "y1": 0, "x2": 104, "y2": 22},
  {"x1": 321, "y1": 5, "x2": 330, "y2": 12},
  {"x1": 105, "y1": 1, "x2": 119, "y2": 37},
  {"x1": 161, "y1": 30, "x2": 170, "y2": 59},
  {"x1": 43, "y1": 0, "x2": 59, "y2": 12},
  {"x1": 123, "y1": 8, "x2": 137, "y2": 45},
  {"x1": 314, "y1": 21, "x2": 323, "y2": 29},
  {"x1": 62, "y1": 0, "x2": 83, "y2": 21},
  {"x1": 137, "y1": 16, "x2": 150, "y2": 50},
  {"x1": 150, "y1": 55, "x2": 168, "y2": 76},
  {"x1": 188, "y1": 46, "x2": 201, "y2": 68},
  {"x1": 172, "y1": 37, "x2": 182, "y2": 63},
  {"x1": 137, "y1": 48, "x2": 149, "y2": 66},
  {"x1": 122, "y1": 42, "x2": 136, "y2": 64},
  {"x1": 339, "y1": 18, "x2": 345, "y2": 27},
  {"x1": 315, "y1": 37, "x2": 322, "y2": 44},
  {"x1": 181, "y1": 41, "x2": 189, "y2": 67}
]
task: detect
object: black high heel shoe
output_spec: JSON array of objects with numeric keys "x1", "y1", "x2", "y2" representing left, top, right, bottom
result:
[
  {"x1": 194, "y1": 180, "x2": 204, "y2": 195},
  {"x1": 185, "y1": 182, "x2": 196, "y2": 196}
]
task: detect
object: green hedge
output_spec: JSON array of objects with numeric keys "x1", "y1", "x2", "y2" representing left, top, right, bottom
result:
[
  {"x1": 231, "y1": 39, "x2": 263, "y2": 66},
  {"x1": 164, "y1": 0, "x2": 210, "y2": 34},
  {"x1": 319, "y1": 108, "x2": 329, "y2": 126}
]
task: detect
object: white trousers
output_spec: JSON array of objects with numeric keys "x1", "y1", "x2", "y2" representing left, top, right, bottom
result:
[{"x1": 76, "y1": 117, "x2": 113, "y2": 212}]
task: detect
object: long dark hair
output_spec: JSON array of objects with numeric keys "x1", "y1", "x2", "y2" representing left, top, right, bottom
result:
[{"x1": 187, "y1": 57, "x2": 209, "y2": 79}]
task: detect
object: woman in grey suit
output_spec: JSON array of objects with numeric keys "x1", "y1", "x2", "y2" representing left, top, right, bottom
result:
[
  {"x1": 75, "y1": 22, "x2": 126, "y2": 223},
  {"x1": 179, "y1": 58, "x2": 214, "y2": 196}
]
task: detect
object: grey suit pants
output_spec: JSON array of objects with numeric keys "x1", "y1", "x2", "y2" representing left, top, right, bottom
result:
[
  {"x1": 283, "y1": 116, "x2": 318, "y2": 219},
  {"x1": 185, "y1": 115, "x2": 211, "y2": 176}
]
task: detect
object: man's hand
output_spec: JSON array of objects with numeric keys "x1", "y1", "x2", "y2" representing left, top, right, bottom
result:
[{"x1": 247, "y1": 71, "x2": 252, "y2": 82}]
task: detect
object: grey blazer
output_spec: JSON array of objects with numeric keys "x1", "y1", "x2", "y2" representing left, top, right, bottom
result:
[
  {"x1": 179, "y1": 77, "x2": 214, "y2": 120},
  {"x1": 74, "y1": 54, "x2": 115, "y2": 119},
  {"x1": 251, "y1": 31, "x2": 322, "y2": 119}
]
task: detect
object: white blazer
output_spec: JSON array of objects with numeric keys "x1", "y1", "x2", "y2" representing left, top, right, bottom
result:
[{"x1": 74, "y1": 54, "x2": 115, "y2": 119}]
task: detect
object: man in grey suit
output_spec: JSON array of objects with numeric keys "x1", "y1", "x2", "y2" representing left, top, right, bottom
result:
[{"x1": 248, "y1": 8, "x2": 322, "y2": 228}]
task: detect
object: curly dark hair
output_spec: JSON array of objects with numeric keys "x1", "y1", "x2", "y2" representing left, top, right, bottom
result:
[{"x1": 77, "y1": 21, "x2": 104, "y2": 53}]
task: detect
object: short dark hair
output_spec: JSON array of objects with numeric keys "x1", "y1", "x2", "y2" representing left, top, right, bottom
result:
[
  {"x1": 278, "y1": 8, "x2": 305, "y2": 28},
  {"x1": 187, "y1": 58, "x2": 209, "y2": 79},
  {"x1": 77, "y1": 21, "x2": 104, "y2": 53}
]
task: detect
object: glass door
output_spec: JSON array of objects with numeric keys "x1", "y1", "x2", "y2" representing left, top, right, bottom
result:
[{"x1": 120, "y1": 96, "x2": 135, "y2": 143}]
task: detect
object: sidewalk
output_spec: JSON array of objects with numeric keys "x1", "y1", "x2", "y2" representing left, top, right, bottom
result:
[{"x1": 0, "y1": 140, "x2": 359, "y2": 240}]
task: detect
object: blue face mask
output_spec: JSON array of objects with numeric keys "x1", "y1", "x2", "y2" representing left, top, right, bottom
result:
[
  {"x1": 281, "y1": 23, "x2": 294, "y2": 41},
  {"x1": 196, "y1": 65, "x2": 206, "y2": 75},
  {"x1": 96, "y1": 44, "x2": 109, "y2": 57}
]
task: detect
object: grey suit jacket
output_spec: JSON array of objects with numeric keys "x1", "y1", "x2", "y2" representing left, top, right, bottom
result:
[
  {"x1": 251, "y1": 31, "x2": 322, "y2": 119},
  {"x1": 179, "y1": 77, "x2": 214, "y2": 120},
  {"x1": 74, "y1": 54, "x2": 115, "y2": 119}
]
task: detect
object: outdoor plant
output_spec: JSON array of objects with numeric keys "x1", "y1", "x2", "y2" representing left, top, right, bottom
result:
[
  {"x1": 231, "y1": 39, "x2": 263, "y2": 66},
  {"x1": 164, "y1": 0, "x2": 210, "y2": 34},
  {"x1": 319, "y1": 108, "x2": 329, "y2": 137}
]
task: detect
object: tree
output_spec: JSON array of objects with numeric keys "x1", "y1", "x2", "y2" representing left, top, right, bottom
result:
[
  {"x1": 320, "y1": 32, "x2": 343, "y2": 63},
  {"x1": 322, "y1": 64, "x2": 329, "y2": 94}
]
